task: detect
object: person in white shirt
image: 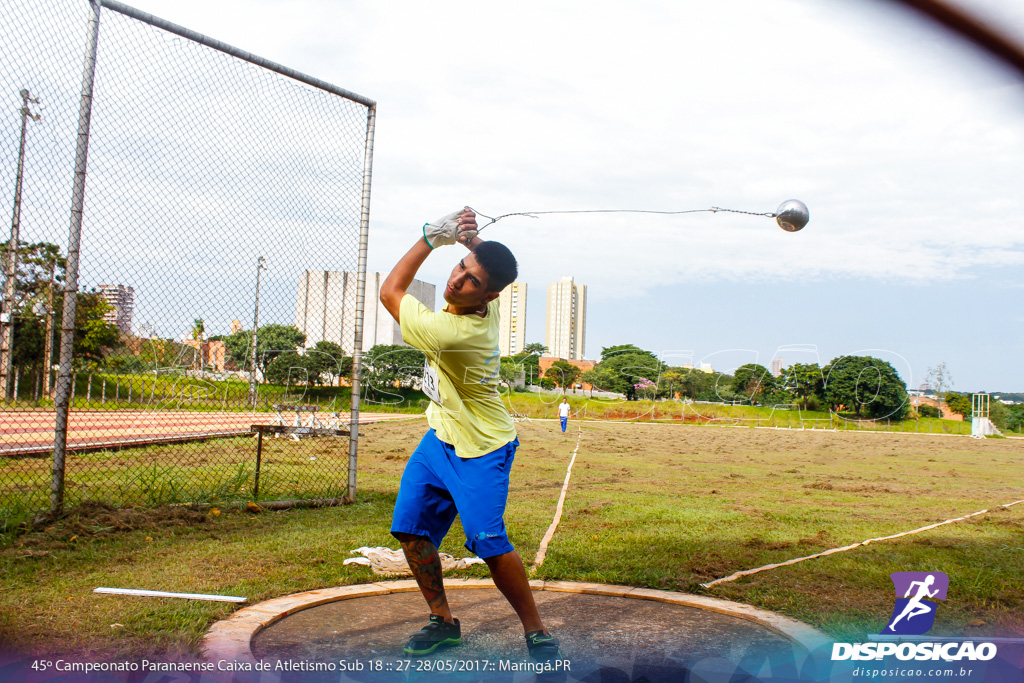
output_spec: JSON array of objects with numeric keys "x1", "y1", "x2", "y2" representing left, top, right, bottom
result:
[{"x1": 558, "y1": 397, "x2": 570, "y2": 433}]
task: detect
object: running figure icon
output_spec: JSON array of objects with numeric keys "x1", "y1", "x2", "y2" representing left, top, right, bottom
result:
[{"x1": 887, "y1": 573, "x2": 941, "y2": 632}]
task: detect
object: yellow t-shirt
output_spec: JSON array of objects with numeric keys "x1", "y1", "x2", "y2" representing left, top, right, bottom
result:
[{"x1": 400, "y1": 294, "x2": 517, "y2": 458}]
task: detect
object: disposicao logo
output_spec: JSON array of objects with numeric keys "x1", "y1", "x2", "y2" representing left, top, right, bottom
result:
[
  {"x1": 885, "y1": 571, "x2": 949, "y2": 635},
  {"x1": 831, "y1": 571, "x2": 998, "y2": 663}
]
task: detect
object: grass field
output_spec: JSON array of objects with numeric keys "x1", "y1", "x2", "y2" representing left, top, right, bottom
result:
[
  {"x1": 504, "y1": 392, "x2": 979, "y2": 435},
  {"x1": 0, "y1": 417, "x2": 1021, "y2": 661}
]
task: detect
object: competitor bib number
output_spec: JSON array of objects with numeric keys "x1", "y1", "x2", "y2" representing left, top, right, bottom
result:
[{"x1": 422, "y1": 361, "x2": 443, "y2": 406}]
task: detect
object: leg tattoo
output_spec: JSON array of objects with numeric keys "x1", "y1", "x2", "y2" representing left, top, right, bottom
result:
[{"x1": 400, "y1": 536, "x2": 449, "y2": 614}]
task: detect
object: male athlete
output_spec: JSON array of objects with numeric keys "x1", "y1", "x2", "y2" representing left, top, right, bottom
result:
[
  {"x1": 379, "y1": 207, "x2": 561, "y2": 662},
  {"x1": 558, "y1": 397, "x2": 570, "y2": 433}
]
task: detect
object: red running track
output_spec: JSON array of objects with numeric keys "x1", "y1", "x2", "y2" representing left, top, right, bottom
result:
[{"x1": 0, "y1": 410, "x2": 418, "y2": 456}]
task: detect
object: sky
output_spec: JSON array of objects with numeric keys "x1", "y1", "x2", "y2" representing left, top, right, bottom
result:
[{"x1": 5, "y1": 0, "x2": 1024, "y2": 392}]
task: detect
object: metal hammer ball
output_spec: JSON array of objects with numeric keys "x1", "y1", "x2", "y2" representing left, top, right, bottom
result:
[{"x1": 775, "y1": 199, "x2": 809, "y2": 232}]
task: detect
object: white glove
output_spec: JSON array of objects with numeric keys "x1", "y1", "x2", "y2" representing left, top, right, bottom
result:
[{"x1": 423, "y1": 208, "x2": 477, "y2": 249}]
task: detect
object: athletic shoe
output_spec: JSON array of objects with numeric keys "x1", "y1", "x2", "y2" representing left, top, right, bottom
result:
[
  {"x1": 525, "y1": 630, "x2": 563, "y2": 661},
  {"x1": 403, "y1": 615, "x2": 462, "y2": 655}
]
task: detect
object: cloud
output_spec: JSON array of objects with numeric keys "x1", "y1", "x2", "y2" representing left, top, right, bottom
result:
[{"x1": 7, "y1": 0, "x2": 1023, "y2": 385}]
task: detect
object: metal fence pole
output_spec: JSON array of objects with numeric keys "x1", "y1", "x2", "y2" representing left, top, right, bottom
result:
[
  {"x1": 247, "y1": 256, "x2": 266, "y2": 409},
  {"x1": 1, "y1": 89, "x2": 42, "y2": 399},
  {"x1": 348, "y1": 103, "x2": 376, "y2": 502},
  {"x1": 42, "y1": 264, "x2": 56, "y2": 398},
  {"x1": 52, "y1": 0, "x2": 102, "y2": 515}
]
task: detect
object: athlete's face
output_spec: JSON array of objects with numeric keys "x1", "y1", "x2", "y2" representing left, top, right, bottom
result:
[{"x1": 444, "y1": 254, "x2": 495, "y2": 310}]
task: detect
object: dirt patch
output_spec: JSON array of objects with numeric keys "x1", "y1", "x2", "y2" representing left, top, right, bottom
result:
[
  {"x1": 797, "y1": 530, "x2": 836, "y2": 546},
  {"x1": 743, "y1": 538, "x2": 794, "y2": 551},
  {"x1": 2, "y1": 500, "x2": 209, "y2": 555},
  {"x1": 687, "y1": 551, "x2": 734, "y2": 579},
  {"x1": 803, "y1": 480, "x2": 922, "y2": 495}
]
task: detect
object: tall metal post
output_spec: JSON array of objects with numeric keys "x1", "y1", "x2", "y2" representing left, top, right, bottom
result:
[
  {"x1": 247, "y1": 256, "x2": 266, "y2": 409},
  {"x1": 42, "y1": 263, "x2": 55, "y2": 398},
  {"x1": 52, "y1": 0, "x2": 103, "y2": 514},
  {"x1": 347, "y1": 104, "x2": 376, "y2": 502},
  {"x1": 1, "y1": 89, "x2": 42, "y2": 400}
]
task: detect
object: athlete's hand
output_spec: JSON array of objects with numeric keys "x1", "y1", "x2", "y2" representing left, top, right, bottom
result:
[
  {"x1": 456, "y1": 208, "x2": 478, "y2": 247},
  {"x1": 423, "y1": 207, "x2": 478, "y2": 249}
]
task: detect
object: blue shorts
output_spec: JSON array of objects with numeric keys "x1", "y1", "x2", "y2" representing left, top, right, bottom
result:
[{"x1": 391, "y1": 429, "x2": 519, "y2": 559}]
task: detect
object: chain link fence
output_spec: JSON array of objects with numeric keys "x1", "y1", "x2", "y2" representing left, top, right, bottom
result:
[{"x1": 0, "y1": 0, "x2": 375, "y2": 530}]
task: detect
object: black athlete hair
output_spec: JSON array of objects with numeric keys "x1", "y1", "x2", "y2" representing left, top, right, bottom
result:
[{"x1": 473, "y1": 241, "x2": 518, "y2": 292}]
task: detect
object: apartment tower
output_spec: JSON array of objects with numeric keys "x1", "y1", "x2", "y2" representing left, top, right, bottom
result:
[
  {"x1": 97, "y1": 284, "x2": 134, "y2": 334},
  {"x1": 295, "y1": 271, "x2": 435, "y2": 353},
  {"x1": 497, "y1": 282, "x2": 527, "y2": 357},
  {"x1": 545, "y1": 276, "x2": 587, "y2": 360}
]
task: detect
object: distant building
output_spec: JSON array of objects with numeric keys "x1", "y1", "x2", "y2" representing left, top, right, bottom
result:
[
  {"x1": 909, "y1": 395, "x2": 963, "y2": 421},
  {"x1": 770, "y1": 358, "x2": 783, "y2": 377},
  {"x1": 497, "y1": 282, "x2": 527, "y2": 356},
  {"x1": 181, "y1": 339, "x2": 226, "y2": 372},
  {"x1": 295, "y1": 271, "x2": 435, "y2": 353},
  {"x1": 97, "y1": 284, "x2": 134, "y2": 334},
  {"x1": 545, "y1": 276, "x2": 587, "y2": 361},
  {"x1": 682, "y1": 363, "x2": 715, "y2": 374},
  {"x1": 538, "y1": 356, "x2": 596, "y2": 390}
]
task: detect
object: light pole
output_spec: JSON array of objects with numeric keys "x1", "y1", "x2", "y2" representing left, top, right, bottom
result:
[
  {"x1": 1, "y1": 89, "x2": 42, "y2": 399},
  {"x1": 527, "y1": 350, "x2": 541, "y2": 387},
  {"x1": 33, "y1": 296, "x2": 55, "y2": 399},
  {"x1": 247, "y1": 256, "x2": 266, "y2": 409}
]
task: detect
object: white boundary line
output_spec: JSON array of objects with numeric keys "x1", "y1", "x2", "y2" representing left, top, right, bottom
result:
[
  {"x1": 94, "y1": 587, "x2": 247, "y2": 602},
  {"x1": 531, "y1": 425, "x2": 583, "y2": 571},
  {"x1": 701, "y1": 499, "x2": 1024, "y2": 588}
]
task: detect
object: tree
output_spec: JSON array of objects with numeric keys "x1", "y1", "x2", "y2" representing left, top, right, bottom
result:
[
  {"x1": 633, "y1": 376, "x2": 657, "y2": 400},
  {"x1": 223, "y1": 330, "x2": 253, "y2": 370},
  {"x1": 308, "y1": 341, "x2": 351, "y2": 385},
  {"x1": 264, "y1": 352, "x2": 322, "y2": 386},
  {"x1": 579, "y1": 368, "x2": 605, "y2": 396},
  {"x1": 659, "y1": 368, "x2": 686, "y2": 398},
  {"x1": 363, "y1": 344, "x2": 425, "y2": 392},
  {"x1": 3, "y1": 241, "x2": 67, "y2": 376},
  {"x1": 498, "y1": 358, "x2": 524, "y2": 392},
  {"x1": 925, "y1": 361, "x2": 954, "y2": 404},
  {"x1": 600, "y1": 344, "x2": 659, "y2": 362},
  {"x1": 780, "y1": 363, "x2": 824, "y2": 409},
  {"x1": 191, "y1": 318, "x2": 205, "y2": 340},
  {"x1": 945, "y1": 392, "x2": 972, "y2": 419},
  {"x1": 989, "y1": 400, "x2": 1010, "y2": 430},
  {"x1": 254, "y1": 325, "x2": 307, "y2": 371},
  {"x1": 17, "y1": 291, "x2": 123, "y2": 372},
  {"x1": 544, "y1": 360, "x2": 581, "y2": 393},
  {"x1": 224, "y1": 324, "x2": 307, "y2": 373},
  {"x1": 730, "y1": 364, "x2": 777, "y2": 404},
  {"x1": 1003, "y1": 404, "x2": 1024, "y2": 432},
  {"x1": 677, "y1": 367, "x2": 717, "y2": 401},
  {"x1": 69, "y1": 292, "x2": 121, "y2": 368},
  {"x1": 523, "y1": 342, "x2": 548, "y2": 355},
  {"x1": 12, "y1": 309, "x2": 46, "y2": 374},
  {"x1": 593, "y1": 345, "x2": 665, "y2": 397},
  {"x1": 509, "y1": 351, "x2": 541, "y2": 386},
  {"x1": 823, "y1": 355, "x2": 909, "y2": 420},
  {"x1": 0, "y1": 240, "x2": 66, "y2": 309},
  {"x1": 135, "y1": 337, "x2": 195, "y2": 370},
  {"x1": 105, "y1": 352, "x2": 146, "y2": 374}
]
